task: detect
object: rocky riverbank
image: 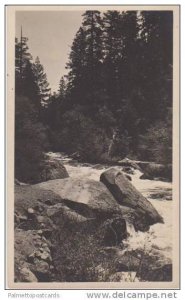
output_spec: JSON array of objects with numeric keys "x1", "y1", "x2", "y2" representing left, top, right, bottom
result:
[{"x1": 14, "y1": 153, "x2": 172, "y2": 283}]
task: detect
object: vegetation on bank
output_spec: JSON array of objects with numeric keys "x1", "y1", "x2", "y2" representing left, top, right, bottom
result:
[{"x1": 15, "y1": 10, "x2": 173, "y2": 182}]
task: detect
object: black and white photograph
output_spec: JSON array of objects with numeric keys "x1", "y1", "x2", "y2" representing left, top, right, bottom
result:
[{"x1": 6, "y1": 5, "x2": 180, "y2": 289}]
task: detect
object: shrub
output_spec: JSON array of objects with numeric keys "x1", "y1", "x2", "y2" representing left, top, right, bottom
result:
[{"x1": 51, "y1": 217, "x2": 121, "y2": 282}]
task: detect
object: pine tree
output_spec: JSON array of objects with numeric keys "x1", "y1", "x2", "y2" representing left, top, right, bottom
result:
[
  {"x1": 15, "y1": 33, "x2": 40, "y2": 108},
  {"x1": 82, "y1": 11, "x2": 103, "y2": 66},
  {"x1": 21, "y1": 60, "x2": 40, "y2": 109},
  {"x1": 15, "y1": 34, "x2": 49, "y2": 183},
  {"x1": 58, "y1": 76, "x2": 67, "y2": 99},
  {"x1": 33, "y1": 56, "x2": 51, "y2": 107},
  {"x1": 15, "y1": 29, "x2": 32, "y2": 79},
  {"x1": 66, "y1": 11, "x2": 104, "y2": 107},
  {"x1": 66, "y1": 26, "x2": 87, "y2": 104},
  {"x1": 102, "y1": 11, "x2": 122, "y2": 109},
  {"x1": 15, "y1": 29, "x2": 33, "y2": 94},
  {"x1": 82, "y1": 10, "x2": 103, "y2": 106},
  {"x1": 138, "y1": 11, "x2": 173, "y2": 122}
]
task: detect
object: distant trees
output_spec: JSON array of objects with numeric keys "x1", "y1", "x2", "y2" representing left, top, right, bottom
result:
[
  {"x1": 58, "y1": 76, "x2": 67, "y2": 100},
  {"x1": 15, "y1": 10, "x2": 173, "y2": 171},
  {"x1": 137, "y1": 11, "x2": 173, "y2": 123},
  {"x1": 138, "y1": 108, "x2": 172, "y2": 164},
  {"x1": 45, "y1": 10, "x2": 172, "y2": 163}
]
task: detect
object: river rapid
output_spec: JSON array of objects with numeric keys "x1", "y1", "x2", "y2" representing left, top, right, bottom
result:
[{"x1": 48, "y1": 152, "x2": 173, "y2": 280}]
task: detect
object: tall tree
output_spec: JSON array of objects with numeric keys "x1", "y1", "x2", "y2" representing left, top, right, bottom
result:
[
  {"x1": 102, "y1": 11, "x2": 123, "y2": 110},
  {"x1": 82, "y1": 10, "x2": 104, "y2": 106},
  {"x1": 15, "y1": 30, "x2": 33, "y2": 95},
  {"x1": 66, "y1": 26, "x2": 87, "y2": 104},
  {"x1": 15, "y1": 28, "x2": 32, "y2": 78},
  {"x1": 66, "y1": 11, "x2": 104, "y2": 107},
  {"x1": 15, "y1": 34, "x2": 49, "y2": 183},
  {"x1": 58, "y1": 76, "x2": 67, "y2": 99},
  {"x1": 33, "y1": 56, "x2": 51, "y2": 107},
  {"x1": 138, "y1": 11, "x2": 173, "y2": 122},
  {"x1": 15, "y1": 34, "x2": 40, "y2": 108}
]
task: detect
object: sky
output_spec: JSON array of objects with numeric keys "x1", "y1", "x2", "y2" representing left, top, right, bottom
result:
[{"x1": 16, "y1": 11, "x2": 85, "y2": 92}]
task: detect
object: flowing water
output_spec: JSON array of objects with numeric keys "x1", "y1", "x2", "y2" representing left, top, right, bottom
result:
[{"x1": 48, "y1": 152, "x2": 173, "y2": 274}]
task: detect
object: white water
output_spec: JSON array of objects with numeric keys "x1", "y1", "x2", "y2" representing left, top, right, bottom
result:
[
  {"x1": 127, "y1": 169, "x2": 172, "y2": 261},
  {"x1": 48, "y1": 152, "x2": 173, "y2": 265}
]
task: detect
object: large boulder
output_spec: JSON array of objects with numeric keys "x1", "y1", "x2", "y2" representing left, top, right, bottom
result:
[
  {"x1": 100, "y1": 168, "x2": 163, "y2": 231},
  {"x1": 15, "y1": 179, "x2": 125, "y2": 233},
  {"x1": 14, "y1": 185, "x2": 62, "y2": 231},
  {"x1": 139, "y1": 163, "x2": 172, "y2": 182},
  {"x1": 16, "y1": 158, "x2": 69, "y2": 185},
  {"x1": 37, "y1": 179, "x2": 128, "y2": 247},
  {"x1": 37, "y1": 178, "x2": 121, "y2": 219},
  {"x1": 14, "y1": 178, "x2": 129, "y2": 282},
  {"x1": 39, "y1": 159, "x2": 69, "y2": 182}
]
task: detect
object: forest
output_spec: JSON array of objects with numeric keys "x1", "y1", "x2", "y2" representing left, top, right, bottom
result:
[{"x1": 15, "y1": 10, "x2": 173, "y2": 183}]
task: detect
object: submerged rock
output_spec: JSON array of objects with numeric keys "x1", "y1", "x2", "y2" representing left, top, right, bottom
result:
[
  {"x1": 100, "y1": 168, "x2": 163, "y2": 231},
  {"x1": 122, "y1": 166, "x2": 135, "y2": 175},
  {"x1": 139, "y1": 163, "x2": 172, "y2": 182},
  {"x1": 118, "y1": 158, "x2": 140, "y2": 170},
  {"x1": 149, "y1": 191, "x2": 172, "y2": 201},
  {"x1": 39, "y1": 159, "x2": 69, "y2": 182}
]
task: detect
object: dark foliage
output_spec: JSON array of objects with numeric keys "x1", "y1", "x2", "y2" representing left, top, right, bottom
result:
[
  {"x1": 45, "y1": 10, "x2": 172, "y2": 164},
  {"x1": 15, "y1": 11, "x2": 173, "y2": 182},
  {"x1": 52, "y1": 216, "x2": 121, "y2": 282},
  {"x1": 15, "y1": 35, "x2": 49, "y2": 183}
]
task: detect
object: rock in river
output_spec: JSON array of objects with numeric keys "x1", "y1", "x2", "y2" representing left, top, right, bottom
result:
[
  {"x1": 139, "y1": 163, "x2": 172, "y2": 182},
  {"x1": 100, "y1": 168, "x2": 163, "y2": 231},
  {"x1": 39, "y1": 159, "x2": 69, "y2": 182},
  {"x1": 37, "y1": 178, "x2": 122, "y2": 219}
]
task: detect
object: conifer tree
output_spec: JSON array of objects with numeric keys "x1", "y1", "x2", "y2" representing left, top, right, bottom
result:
[
  {"x1": 102, "y1": 11, "x2": 122, "y2": 109},
  {"x1": 33, "y1": 56, "x2": 51, "y2": 107},
  {"x1": 138, "y1": 11, "x2": 173, "y2": 122},
  {"x1": 66, "y1": 26, "x2": 87, "y2": 104},
  {"x1": 15, "y1": 29, "x2": 32, "y2": 79},
  {"x1": 15, "y1": 29, "x2": 33, "y2": 94},
  {"x1": 15, "y1": 34, "x2": 49, "y2": 183},
  {"x1": 58, "y1": 76, "x2": 67, "y2": 99},
  {"x1": 82, "y1": 10, "x2": 103, "y2": 106},
  {"x1": 66, "y1": 11, "x2": 104, "y2": 107}
]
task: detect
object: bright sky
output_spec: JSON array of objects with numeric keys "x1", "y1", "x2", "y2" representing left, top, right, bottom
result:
[{"x1": 16, "y1": 11, "x2": 84, "y2": 92}]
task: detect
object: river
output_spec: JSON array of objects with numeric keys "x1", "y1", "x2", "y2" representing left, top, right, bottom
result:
[{"x1": 48, "y1": 152, "x2": 173, "y2": 280}]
